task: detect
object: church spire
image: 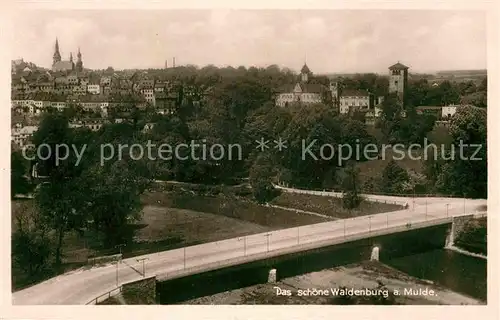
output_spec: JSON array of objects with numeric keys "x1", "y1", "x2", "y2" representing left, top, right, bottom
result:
[
  {"x1": 53, "y1": 38, "x2": 61, "y2": 65},
  {"x1": 76, "y1": 46, "x2": 83, "y2": 72}
]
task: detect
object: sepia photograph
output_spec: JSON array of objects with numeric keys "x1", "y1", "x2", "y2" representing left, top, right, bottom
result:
[{"x1": 5, "y1": 7, "x2": 490, "y2": 310}]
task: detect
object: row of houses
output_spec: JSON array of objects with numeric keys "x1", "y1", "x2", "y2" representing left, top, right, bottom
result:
[
  {"x1": 11, "y1": 119, "x2": 158, "y2": 147},
  {"x1": 12, "y1": 68, "x2": 208, "y2": 110}
]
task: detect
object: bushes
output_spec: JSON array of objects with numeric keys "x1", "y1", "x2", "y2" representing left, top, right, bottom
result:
[
  {"x1": 251, "y1": 180, "x2": 280, "y2": 204},
  {"x1": 12, "y1": 204, "x2": 52, "y2": 280}
]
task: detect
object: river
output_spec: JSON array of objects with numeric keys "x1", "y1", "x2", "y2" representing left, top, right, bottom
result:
[
  {"x1": 155, "y1": 224, "x2": 487, "y2": 304},
  {"x1": 385, "y1": 248, "x2": 487, "y2": 302}
]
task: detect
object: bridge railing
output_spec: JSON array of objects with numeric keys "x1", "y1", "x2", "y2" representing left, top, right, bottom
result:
[
  {"x1": 152, "y1": 209, "x2": 487, "y2": 283},
  {"x1": 86, "y1": 286, "x2": 122, "y2": 305},
  {"x1": 83, "y1": 208, "x2": 486, "y2": 305},
  {"x1": 273, "y1": 184, "x2": 470, "y2": 200}
]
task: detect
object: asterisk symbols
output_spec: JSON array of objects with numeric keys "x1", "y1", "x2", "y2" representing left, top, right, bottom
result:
[
  {"x1": 255, "y1": 137, "x2": 270, "y2": 151},
  {"x1": 273, "y1": 137, "x2": 287, "y2": 151},
  {"x1": 255, "y1": 137, "x2": 287, "y2": 152}
]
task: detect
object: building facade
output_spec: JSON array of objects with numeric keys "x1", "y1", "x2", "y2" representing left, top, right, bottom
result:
[
  {"x1": 52, "y1": 38, "x2": 84, "y2": 73},
  {"x1": 275, "y1": 63, "x2": 324, "y2": 107}
]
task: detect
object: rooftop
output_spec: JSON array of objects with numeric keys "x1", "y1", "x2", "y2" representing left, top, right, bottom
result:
[
  {"x1": 301, "y1": 63, "x2": 311, "y2": 74},
  {"x1": 389, "y1": 62, "x2": 409, "y2": 70},
  {"x1": 340, "y1": 89, "x2": 370, "y2": 97}
]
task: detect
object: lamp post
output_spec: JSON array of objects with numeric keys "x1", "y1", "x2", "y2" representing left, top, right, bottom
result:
[
  {"x1": 368, "y1": 216, "x2": 372, "y2": 234},
  {"x1": 343, "y1": 219, "x2": 346, "y2": 239},
  {"x1": 137, "y1": 258, "x2": 148, "y2": 277},
  {"x1": 183, "y1": 247, "x2": 186, "y2": 269},
  {"x1": 413, "y1": 185, "x2": 416, "y2": 211},
  {"x1": 115, "y1": 260, "x2": 119, "y2": 286},
  {"x1": 238, "y1": 237, "x2": 247, "y2": 256},
  {"x1": 425, "y1": 194, "x2": 428, "y2": 220},
  {"x1": 464, "y1": 193, "x2": 466, "y2": 215},
  {"x1": 446, "y1": 203, "x2": 450, "y2": 218},
  {"x1": 115, "y1": 243, "x2": 126, "y2": 259},
  {"x1": 297, "y1": 227, "x2": 300, "y2": 245},
  {"x1": 264, "y1": 233, "x2": 271, "y2": 253}
]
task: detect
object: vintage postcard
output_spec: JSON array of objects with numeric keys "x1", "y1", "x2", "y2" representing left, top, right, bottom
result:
[{"x1": 1, "y1": 1, "x2": 497, "y2": 319}]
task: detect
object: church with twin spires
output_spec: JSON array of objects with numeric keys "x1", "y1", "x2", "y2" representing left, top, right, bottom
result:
[{"x1": 52, "y1": 38, "x2": 84, "y2": 73}]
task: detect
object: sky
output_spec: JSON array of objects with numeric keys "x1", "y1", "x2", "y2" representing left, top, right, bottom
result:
[{"x1": 10, "y1": 9, "x2": 487, "y2": 73}]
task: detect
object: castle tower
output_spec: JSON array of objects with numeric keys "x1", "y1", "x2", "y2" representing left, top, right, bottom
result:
[
  {"x1": 76, "y1": 47, "x2": 83, "y2": 72},
  {"x1": 300, "y1": 63, "x2": 311, "y2": 83},
  {"x1": 388, "y1": 62, "x2": 409, "y2": 103},
  {"x1": 53, "y1": 38, "x2": 61, "y2": 66}
]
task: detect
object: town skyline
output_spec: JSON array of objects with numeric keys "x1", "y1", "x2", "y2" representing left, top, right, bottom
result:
[{"x1": 11, "y1": 9, "x2": 486, "y2": 73}]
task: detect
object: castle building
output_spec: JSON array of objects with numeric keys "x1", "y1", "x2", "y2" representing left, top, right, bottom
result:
[
  {"x1": 275, "y1": 63, "x2": 324, "y2": 107},
  {"x1": 51, "y1": 38, "x2": 84, "y2": 73}
]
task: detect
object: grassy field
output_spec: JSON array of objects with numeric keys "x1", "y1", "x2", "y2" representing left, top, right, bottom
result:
[
  {"x1": 271, "y1": 193, "x2": 403, "y2": 219},
  {"x1": 356, "y1": 148, "x2": 424, "y2": 184},
  {"x1": 142, "y1": 191, "x2": 329, "y2": 228},
  {"x1": 359, "y1": 125, "x2": 452, "y2": 185}
]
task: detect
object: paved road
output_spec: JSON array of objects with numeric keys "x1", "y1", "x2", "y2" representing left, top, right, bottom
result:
[{"x1": 12, "y1": 192, "x2": 486, "y2": 305}]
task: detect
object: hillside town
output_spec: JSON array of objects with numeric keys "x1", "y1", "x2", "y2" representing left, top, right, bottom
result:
[
  {"x1": 11, "y1": 38, "x2": 477, "y2": 148},
  {"x1": 10, "y1": 7, "x2": 488, "y2": 309}
]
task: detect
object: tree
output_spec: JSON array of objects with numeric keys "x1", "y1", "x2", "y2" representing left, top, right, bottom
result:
[
  {"x1": 279, "y1": 104, "x2": 342, "y2": 188},
  {"x1": 35, "y1": 178, "x2": 84, "y2": 267},
  {"x1": 478, "y1": 77, "x2": 487, "y2": 92},
  {"x1": 341, "y1": 162, "x2": 362, "y2": 209},
  {"x1": 32, "y1": 114, "x2": 81, "y2": 266},
  {"x1": 397, "y1": 110, "x2": 436, "y2": 144},
  {"x1": 363, "y1": 176, "x2": 380, "y2": 193},
  {"x1": 31, "y1": 113, "x2": 152, "y2": 264},
  {"x1": 78, "y1": 160, "x2": 149, "y2": 246},
  {"x1": 380, "y1": 160, "x2": 409, "y2": 194},
  {"x1": 11, "y1": 151, "x2": 32, "y2": 197},
  {"x1": 379, "y1": 93, "x2": 403, "y2": 142},
  {"x1": 341, "y1": 118, "x2": 377, "y2": 161},
  {"x1": 436, "y1": 106, "x2": 486, "y2": 198},
  {"x1": 12, "y1": 203, "x2": 52, "y2": 278},
  {"x1": 249, "y1": 154, "x2": 278, "y2": 203},
  {"x1": 461, "y1": 91, "x2": 487, "y2": 108}
]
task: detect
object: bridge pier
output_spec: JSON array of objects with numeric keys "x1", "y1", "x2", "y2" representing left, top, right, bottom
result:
[
  {"x1": 268, "y1": 269, "x2": 277, "y2": 283},
  {"x1": 370, "y1": 246, "x2": 380, "y2": 261}
]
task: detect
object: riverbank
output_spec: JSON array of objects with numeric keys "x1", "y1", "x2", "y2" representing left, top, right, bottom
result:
[
  {"x1": 182, "y1": 261, "x2": 482, "y2": 305},
  {"x1": 454, "y1": 217, "x2": 487, "y2": 255}
]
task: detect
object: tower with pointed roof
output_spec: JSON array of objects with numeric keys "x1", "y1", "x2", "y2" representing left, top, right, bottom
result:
[
  {"x1": 53, "y1": 38, "x2": 61, "y2": 66},
  {"x1": 76, "y1": 47, "x2": 83, "y2": 72},
  {"x1": 388, "y1": 61, "x2": 408, "y2": 103},
  {"x1": 301, "y1": 63, "x2": 311, "y2": 83}
]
